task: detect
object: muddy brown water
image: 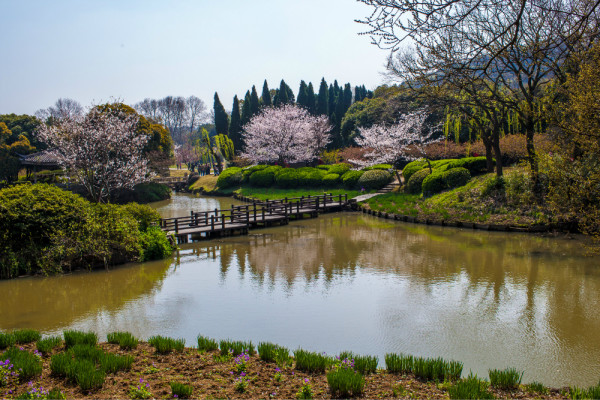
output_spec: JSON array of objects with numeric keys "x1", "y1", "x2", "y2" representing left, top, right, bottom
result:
[{"x1": 1, "y1": 194, "x2": 599, "y2": 387}]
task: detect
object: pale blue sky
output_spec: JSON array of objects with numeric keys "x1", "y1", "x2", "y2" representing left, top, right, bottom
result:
[{"x1": 0, "y1": 0, "x2": 389, "y2": 115}]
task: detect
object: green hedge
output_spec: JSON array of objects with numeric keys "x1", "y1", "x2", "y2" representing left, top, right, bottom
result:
[
  {"x1": 242, "y1": 165, "x2": 268, "y2": 183},
  {"x1": 341, "y1": 170, "x2": 364, "y2": 189},
  {"x1": 422, "y1": 167, "x2": 471, "y2": 195},
  {"x1": 362, "y1": 164, "x2": 392, "y2": 171},
  {"x1": 322, "y1": 173, "x2": 341, "y2": 185},
  {"x1": 216, "y1": 167, "x2": 243, "y2": 188},
  {"x1": 402, "y1": 160, "x2": 428, "y2": 181},
  {"x1": 275, "y1": 168, "x2": 300, "y2": 188},
  {"x1": 0, "y1": 184, "x2": 173, "y2": 279},
  {"x1": 249, "y1": 166, "x2": 282, "y2": 187},
  {"x1": 298, "y1": 168, "x2": 327, "y2": 187},
  {"x1": 406, "y1": 168, "x2": 431, "y2": 194},
  {"x1": 327, "y1": 163, "x2": 351, "y2": 175},
  {"x1": 357, "y1": 170, "x2": 392, "y2": 190}
]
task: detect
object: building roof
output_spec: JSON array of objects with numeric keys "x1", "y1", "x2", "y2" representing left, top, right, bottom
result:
[{"x1": 20, "y1": 150, "x2": 61, "y2": 167}]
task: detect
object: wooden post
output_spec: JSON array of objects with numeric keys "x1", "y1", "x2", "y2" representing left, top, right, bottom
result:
[
  {"x1": 210, "y1": 216, "x2": 214, "y2": 230},
  {"x1": 222, "y1": 214, "x2": 225, "y2": 229},
  {"x1": 262, "y1": 207, "x2": 265, "y2": 221},
  {"x1": 339, "y1": 194, "x2": 342, "y2": 206},
  {"x1": 175, "y1": 219, "x2": 179, "y2": 234},
  {"x1": 315, "y1": 197, "x2": 319, "y2": 211}
]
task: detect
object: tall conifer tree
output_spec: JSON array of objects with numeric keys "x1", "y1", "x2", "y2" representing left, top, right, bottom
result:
[
  {"x1": 261, "y1": 80, "x2": 272, "y2": 107},
  {"x1": 307, "y1": 82, "x2": 317, "y2": 114},
  {"x1": 277, "y1": 80, "x2": 289, "y2": 105},
  {"x1": 297, "y1": 80, "x2": 308, "y2": 108},
  {"x1": 250, "y1": 86, "x2": 260, "y2": 116},
  {"x1": 229, "y1": 95, "x2": 242, "y2": 153},
  {"x1": 241, "y1": 91, "x2": 252, "y2": 127},
  {"x1": 213, "y1": 92, "x2": 229, "y2": 135},
  {"x1": 317, "y1": 78, "x2": 329, "y2": 116}
]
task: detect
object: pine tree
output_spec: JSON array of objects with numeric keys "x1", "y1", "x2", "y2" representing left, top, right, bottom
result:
[
  {"x1": 343, "y1": 83, "x2": 353, "y2": 111},
  {"x1": 261, "y1": 80, "x2": 272, "y2": 107},
  {"x1": 328, "y1": 84, "x2": 336, "y2": 120},
  {"x1": 277, "y1": 80, "x2": 289, "y2": 105},
  {"x1": 229, "y1": 95, "x2": 243, "y2": 153},
  {"x1": 297, "y1": 80, "x2": 308, "y2": 109},
  {"x1": 213, "y1": 92, "x2": 229, "y2": 135},
  {"x1": 317, "y1": 78, "x2": 329, "y2": 116},
  {"x1": 241, "y1": 91, "x2": 252, "y2": 127},
  {"x1": 307, "y1": 82, "x2": 317, "y2": 114},
  {"x1": 354, "y1": 86, "x2": 362, "y2": 102},
  {"x1": 250, "y1": 85, "x2": 260, "y2": 116}
]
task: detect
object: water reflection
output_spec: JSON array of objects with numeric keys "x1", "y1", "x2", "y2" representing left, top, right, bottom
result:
[{"x1": 2, "y1": 194, "x2": 599, "y2": 387}]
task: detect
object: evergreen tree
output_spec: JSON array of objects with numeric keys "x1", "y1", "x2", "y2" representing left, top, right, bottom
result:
[
  {"x1": 213, "y1": 92, "x2": 229, "y2": 135},
  {"x1": 328, "y1": 84, "x2": 336, "y2": 120},
  {"x1": 307, "y1": 82, "x2": 317, "y2": 114},
  {"x1": 250, "y1": 85, "x2": 260, "y2": 116},
  {"x1": 229, "y1": 95, "x2": 243, "y2": 153},
  {"x1": 317, "y1": 78, "x2": 329, "y2": 116},
  {"x1": 241, "y1": 91, "x2": 252, "y2": 127},
  {"x1": 354, "y1": 86, "x2": 363, "y2": 102},
  {"x1": 343, "y1": 83, "x2": 353, "y2": 110},
  {"x1": 277, "y1": 80, "x2": 289, "y2": 106},
  {"x1": 261, "y1": 80, "x2": 272, "y2": 107},
  {"x1": 297, "y1": 80, "x2": 308, "y2": 109}
]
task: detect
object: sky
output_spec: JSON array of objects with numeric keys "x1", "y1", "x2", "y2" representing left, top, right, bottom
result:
[{"x1": 0, "y1": 0, "x2": 391, "y2": 116}]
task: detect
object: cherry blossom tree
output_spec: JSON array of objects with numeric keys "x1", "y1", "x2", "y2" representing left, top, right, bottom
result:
[
  {"x1": 352, "y1": 110, "x2": 440, "y2": 169},
  {"x1": 241, "y1": 104, "x2": 331, "y2": 165},
  {"x1": 37, "y1": 106, "x2": 153, "y2": 203}
]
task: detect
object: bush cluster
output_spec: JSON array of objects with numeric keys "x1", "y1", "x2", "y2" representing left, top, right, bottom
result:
[
  {"x1": 219, "y1": 163, "x2": 391, "y2": 190},
  {"x1": 422, "y1": 168, "x2": 471, "y2": 195},
  {"x1": 406, "y1": 168, "x2": 432, "y2": 194},
  {"x1": 0, "y1": 184, "x2": 174, "y2": 279},
  {"x1": 403, "y1": 157, "x2": 487, "y2": 194}
]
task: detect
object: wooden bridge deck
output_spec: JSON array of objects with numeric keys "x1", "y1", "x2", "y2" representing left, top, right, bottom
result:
[{"x1": 160, "y1": 193, "x2": 350, "y2": 243}]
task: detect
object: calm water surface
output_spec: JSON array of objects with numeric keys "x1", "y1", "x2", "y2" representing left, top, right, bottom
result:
[{"x1": 2, "y1": 194, "x2": 599, "y2": 387}]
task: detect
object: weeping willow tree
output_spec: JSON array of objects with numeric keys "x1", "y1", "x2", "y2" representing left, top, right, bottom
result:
[{"x1": 194, "y1": 129, "x2": 235, "y2": 173}]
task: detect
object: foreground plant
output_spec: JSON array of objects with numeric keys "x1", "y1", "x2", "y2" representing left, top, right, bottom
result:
[
  {"x1": 197, "y1": 335, "x2": 218, "y2": 352},
  {"x1": 36, "y1": 337, "x2": 62, "y2": 355},
  {"x1": 169, "y1": 382, "x2": 193, "y2": 399},
  {"x1": 296, "y1": 378, "x2": 314, "y2": 399},
  {"x1": 448, "y1": 374, "x2": 495, "y2": 399},
  {"x1": 148, "y1": 336, "x2": 185, "y2": 354},
  {"x1": 14, "y1": 382, "x2": 65, "y2": 400},
  {"x1": 234, "y1": 351, "x2": 250, "y2": 374},
  {"x1": 0, "y1": 358, "x2": 17, "y2": 386},
  {"x1": 129, "y1": 378, "x2": 152, "y2": 399},
  {"x1": 1, "y1": 348, "x2": 42, "y2": 382},
  {"x1": 107, "y1": 331, "x2": 138, "y2": 350},
  {"x1": 13, "y1": 330, "x2": 42, "y2": 345},
  {"x1": 489, "y1": 367, "x2": 523, "y2": 390},
  {"x1": 294, "y1": 349, "x2": 332, "y2": 373},
  {"x1": 234, "y1": 374, "x2": 249, "y2": 393}
]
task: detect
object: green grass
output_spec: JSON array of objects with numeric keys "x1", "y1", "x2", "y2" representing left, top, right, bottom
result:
[
  {"x1": 362, "y1": 193, "x2": 421, "y2": 216},
  {"x1": 237, "y1": 187, "x2": 367, "y2": 201},
  {"x1": 197, "y1": 335, "x2": 219, "y2": 352},
  {"x1": 0, "y1": 332, "x2": 15, "y2": 349},
  {"x1": 170, "y1": 382, "x2": 193, "y2": 399},
  {"x1": 72, "y1": 359, "x2": 105, "y2": 392},
  {"x1": 50, "y1": 353, "x2": 73, "y2": 377},
  {"x1": 294, "y1": 349, "x2": 333, "y2": 373},
  {"x1": 525, "y1": 381, "x2": 548, "y2": 395},
  {"x1": 448, "y1": 374, "x2": 495, "y2": 399},
  {"x1": 12, "y1": 329, "x2": 42, "y2": 344},
  {"x1": 326, "y1": 368, "x2": 365, "y2": 398},
  {"x1": 257, "y1": 342, "x2": 292, "y2": 366},
  {"x1": 1, "y1": 347, "x2": 43, "y2": 381},
  {"x1": 36, "y1": 336, "x2": 63, "y2": 355},
  {"x1": 148, "y1": 336, "x2": 185, "y2": 354},
  {"x1": 488, "y1": 367, "x2": 523, "y2": 390},
  {"x1": 385, "y1": 353, "x2": 413, "y2": 374},
  {"x1": 98, "y1": 352, "x2": 134, "y2": 374},
  {"x1": 569, "y1": 382, "x2": 600, "y2": 399},
  {"x1": 63, "y1": 330, "x2": 97, "y2": 348},
  {"x1": 219, "y1": 339, "x2": 255, "y2": 356},
  {"x1": 338, "y1": 351, "x2": 378, "y2": 374},
  {"x1": 106, "y1": 331, "x2": 138, "y2": 350}
]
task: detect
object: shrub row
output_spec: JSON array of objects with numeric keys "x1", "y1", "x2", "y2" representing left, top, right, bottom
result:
[
  {"x1": 402, "y1": 157, "x2": 489, "y2": 194},
  {"x1": 0, "y1": 184, "x2": 174, "y2": 279},
  {"x1": 217, "y1": 163, "x2": 393, "y2": 190}
]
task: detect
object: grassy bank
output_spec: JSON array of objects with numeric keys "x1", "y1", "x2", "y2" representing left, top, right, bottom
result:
[
  {"x1": 361, "y1": 166, "x2": 561, "y2": 229},
  {"x1": 235, "y1": 187, "x2": 371, "y2": 201},
  {"x1": 0, "y1": 330, "x2": 572, "y2": 399}
]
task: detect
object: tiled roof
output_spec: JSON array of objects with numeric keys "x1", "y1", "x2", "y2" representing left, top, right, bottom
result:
[{"x1": 20, "y1": 150, "x2": 61, "y2": 167}]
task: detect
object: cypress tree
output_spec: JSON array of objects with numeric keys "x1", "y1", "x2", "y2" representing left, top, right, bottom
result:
[
  {"x1": 317, "y1": 78, "x2": 329, "y2": 116},
  {"x1": 278, "y1": 80, "x2": 289, "y2": 105},
  {"x1": 297, "y1": 80, "x2": 308, "y2": 108},
  {"x1": 261, "y1": 80, "x2": 272, "y2": 107},
  {"x1": 343, "y1": 83, "x2": 353, "y2": 111},
  {"x1": 213, "y1": 92, "x2": 229, "y2": 135},
  {"x1": 229, "y1": 95, "x2": 242, "y2": 153},
  {"x1": 241, "y1": 91, "x2": 252, "y2": 126},
  {"x1": 354, "y1": 86, "x2": 362, "y2": 102},
  {"x1": 307, "y1": 82, "x2": 317, "y2": 114},
  {"x1": 250, "y1": 85, "x2": 260, "y2": 116},
  {"x1": 328, "y1": 84, "x2": 336, "y2": 120}
]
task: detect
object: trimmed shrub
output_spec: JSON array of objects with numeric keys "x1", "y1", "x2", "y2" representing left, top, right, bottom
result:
[
  {"x1": 297, "y1": 168, "x2": 326, "y2": 187},
  {"x1": 402, "y1": 160, "x2": 427, "y2": 181},
  {"x1": 275, "y1": 168, "x2": 300, "y2": 188},
  {"x1": 249, "y1": 166, "x2": 281, "y2": 187},
  {"x1": 242, "y1": 165, "x2": 268, "y2": 183},
  {"x1": 322, "y1": 173, "x2": 341, "y2": 186},
  {"x1": 120, "y1": 203, "x2": 161, "y2": 232},
  {"x1": 328, "y1": 163, "x2": 351, "y2": 175},
  {"x1": 140, "y1": 226, "x2": 174, "y2": 261},
  {"x1": 422, "y1": 168, "x2": 471, "y2": 195},
  {"x1": 461, "y1": 156, "x2": 490, "y2": 175},
  {"x1": 406, "y1": 168, "x2": 431, "y2": 194},
  {"x1": 216, "y1": 167, "x2": 243, "y2": 188},
  {"x1": 341, "y1": 170, "x2": 364, "y2": 189},
  {"x1": 357, "y1": 170, "x2": 392, "y2": 190}
]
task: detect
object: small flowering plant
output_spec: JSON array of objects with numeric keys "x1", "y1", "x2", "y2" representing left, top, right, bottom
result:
[
  {"x1": 296, "y1": 378, "x2": 313, "y2": 399},
  {"x1": 1, "y1": 359, "x2": 17, "y2": 387},
  {"x1": 128, "y1": 378, "x2": 152, "y2": 399},
  {"x1": 234, "y1": 373, "x2": 248, "y2": 393},
  {"x1": 234, "y1": 351, "x2": 250, "y2": 374},
  {"x1": 273, "y1": 367, "x2": 283, "y2": 382},
  {"x1": 333, "y1": 356, "x2": 355, "y2": 371},
  {"x1": 12, "y1": 382, "x2": 65, "y2": 399}
]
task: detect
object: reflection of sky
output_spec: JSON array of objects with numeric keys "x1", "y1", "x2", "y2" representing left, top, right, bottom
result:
[{"x1": 2, "y1": 195, "x2": 600, "y2": 387}]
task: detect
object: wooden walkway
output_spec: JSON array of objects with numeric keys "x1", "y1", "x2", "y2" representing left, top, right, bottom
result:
[
  {"x1": 160, "y1": 193, "x2": 350, "y2": 243},
  {"x1": 153, "y1": 176, "x2": 188, "y2": 190}
]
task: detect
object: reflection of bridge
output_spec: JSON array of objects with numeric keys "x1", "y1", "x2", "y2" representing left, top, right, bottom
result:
[
  {"x1": 153, "y1": 176, "x2": 188, "y2": 190},
  {"x1": 160, "y1": 194, "x2": 351, "y2": 243}
]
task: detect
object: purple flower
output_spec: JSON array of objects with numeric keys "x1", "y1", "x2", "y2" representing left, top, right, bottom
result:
[
  {"x1": 304, "y1": 378, "x2": 309, "y2": 384},
  {"x1": 275, "y1": 368, "x2": 281, "y2": 372},
  {"x1": 240, "y1": 372, "x2": 246, "y2": 377},
  {"x1": 174, "y1": 395, "x2": 178, "y2": 398}
]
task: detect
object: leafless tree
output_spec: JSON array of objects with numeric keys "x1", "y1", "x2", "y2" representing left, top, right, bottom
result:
[
  {"x1": 35, "y1": 98, "x2": 84, "y2": 122},
  {"x1": 186, "y1": 95, "x2": 207, "y2": 134}
]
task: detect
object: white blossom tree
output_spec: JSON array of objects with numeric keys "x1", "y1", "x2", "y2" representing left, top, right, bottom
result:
[
  {"x1": 241, "y1": 104, "x2": 332, "y2": 165},
  {"x1": 352, "y1": 110, "x2": 440, "y2": 169},
  {"x1": 37, "y1": 106, "x2": 153, "y2": 203}
]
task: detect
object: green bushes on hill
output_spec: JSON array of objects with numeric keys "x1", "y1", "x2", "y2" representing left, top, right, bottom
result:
[
  {"x1": 0, "y1": 184, "x2": 174, "y2": 279},
  {"x1": 357, "y1": 170, "x2": 393, "y2": 189},
  {"x1": 216, "y1": 167, "x2": 243, "y2": 188},
  {"x1": 275, "y1": 168, "x2": 300, "y2": 188},
  {"x1": 403, "y1": 160, "x2": 428, "y2": 181},
  {"x1": 422, "y1": 168, "x2": 471, "y2": 195},
  {"x1": 407, "y1": 168, "x2": 432, "y2": 194},
  {"x1": 341, "y1": 170, "x2": 364, "y2": 189}
]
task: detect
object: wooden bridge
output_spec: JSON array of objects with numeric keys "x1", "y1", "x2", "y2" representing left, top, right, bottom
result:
[
  {"x1": 160, "y1": 193, "x2": 350, "y2": 243},
  {"x1": 153, "y1": 176, "x2": 188, "y2": 190}
]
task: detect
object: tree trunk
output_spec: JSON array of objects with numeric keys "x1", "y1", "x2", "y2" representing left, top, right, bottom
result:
[
  {"x1": 482, "y1": 131, "x2": 494, "y2": 173},
  {"x1": 492, "y1": 125, "x2": 503, "y2": 177},
  {"x1": 525, "y1": 117, "x2": 540, "y2": 195}
]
